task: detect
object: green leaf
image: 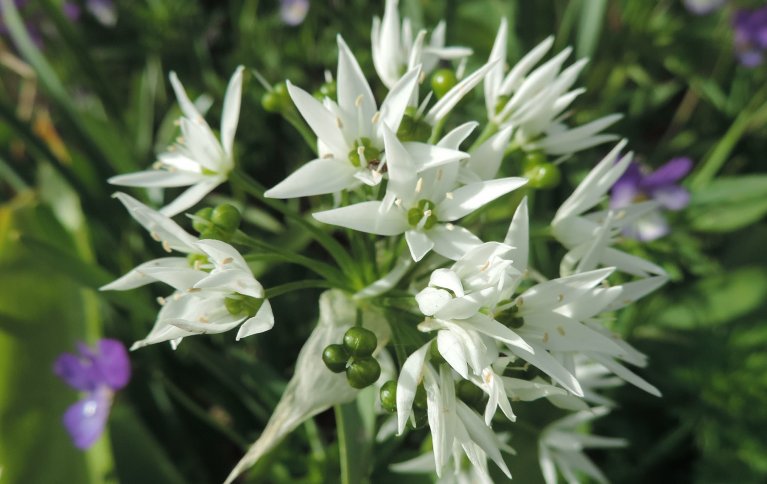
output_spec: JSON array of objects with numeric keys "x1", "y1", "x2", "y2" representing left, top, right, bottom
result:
[
  {"x1": 687, "y1": 176, "x2": 767, "y2": 232},
  {"x1": 576, "y1": 0, "x2": 607, "y2": 58},
  {"x1": 654, "y1": 268, "x2": 767, "y2": 329}
]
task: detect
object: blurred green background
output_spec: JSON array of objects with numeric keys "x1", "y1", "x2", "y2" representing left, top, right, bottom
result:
[{"x1": 1, "y1": 0, "x2": 766, "y2": 482}]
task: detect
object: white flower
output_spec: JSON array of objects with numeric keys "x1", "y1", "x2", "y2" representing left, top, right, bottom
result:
[
  {"x1": 395, "y1": 358, "x2": 512, "y2": 480},
  {"x1": 266, "y1": 36, "x2": 467, "y2": 198},
  {"x1": 130, "y1": 239, "x2": 274, "y2": 349},
  {"x1": 313, "y1": 123, "x2": 527, "y2": 261},
  {"x1": 539, "y1": 407, "x2": 625, "y2": 484},
  {"x1": 485, "y1": 20, "x2": 620, "y2": 157},
  {"x1": 109, "y1": 66, "x2": 244, "y2": 217},
  {"x1": 552, "y1": 141, "x2": 668, "y2": 277},
  {"x1": 372, "y1": 0, "x2": 471, "y2": 89},
  {"x1": 99, "y1": 192, "x2": 200, "y2": 292}
]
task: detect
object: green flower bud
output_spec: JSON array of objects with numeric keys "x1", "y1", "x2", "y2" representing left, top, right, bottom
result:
[
  {"x1": 380, "y1": 380, "x2": 398, "y2": 413},
  {"x1": 314, "y1": 80, "x2": 337, "y2": 101},
  {"x1": 262, "y1": 82, "x2": 290, "y2": 113},
  {"x1": 343, "y1": 326, "x2": 377, "y2": 356},
  {"x1": 346, "y1": 356, "x2": 381, "y2": 389},
  {"x1": 347, "y1": 137, "x2": 381, "y2": 168},
  {"x1": 522, "y1": 151, "x2": 547, "y2": 171},
  {"x1": 322, "y1": 344, "x2": 349, "y2": 373},
  {"x1": 456, "y1": 379, "x2": 484, "y2": 406},
  {"x1": 524, "y1": 162, "x2": 561, "y2": 189},
  {"x1": 211, "y1": 204, "x2": 241, "y2": 233},
  {"x1": 192, "y1": 207, "x2": 213, "y2": 233},
  {"x1": 430, "y1": 68, "x2": 458, "y2": 99}
]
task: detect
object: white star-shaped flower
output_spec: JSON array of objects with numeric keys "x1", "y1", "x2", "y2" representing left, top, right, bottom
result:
[
  {"x1": 485, "y1": 19, "x2": 621, "y2": 157},
  {"x1": 314, "y1": 124, "x2": 527, "y2": 261},
  {"x1": 109, "y1": 66, "x2": 244, "y2": 217}
]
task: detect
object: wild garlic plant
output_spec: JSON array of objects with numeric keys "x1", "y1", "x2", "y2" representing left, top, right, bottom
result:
[{"x1": 104, "y1": 1, "x2": 670, "y2": 482}]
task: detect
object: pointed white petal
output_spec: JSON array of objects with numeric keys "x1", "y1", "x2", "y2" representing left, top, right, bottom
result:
[
  {"x1": 265, "y1": 157, "x2": 357, "y2": 199},
  {"x1": 429, "y1": 268, "x2": 464, "y2": 296},
  {"x1": 426, "y1": 59, "x2": 500, "y2": 124},
  {"x1": 396, "y1": 342, "x2": 431, "y2": 434},
  {"x1": 286, "y1": 82, "x2": 347, "y2": 156},
  {"x1": 159, "y1": 177, "x2": 221, "y2": 217},
  {"x1": 484, "y1": 18, "x2": 508, "y2": 115},
  {"x1": 416, "y1": 287, "x2": 452, "y2": 316},
  {"x1": 382, "y1": 125, "x2": 418, "y2": 197},
  {"x1": 111, "y1": 192, "x2": 199, "y2": 251},
  {"x1": 437, "y1": 330, "x2": 469, "y2": 378},
  {"x1": 504, "y1": 197, "x2": 529, "y2": 273},
  {"x1": 589, "y1": 353, "x2": 661, "y2": 397},
  {"x1": 378, "y1": 66, "x2": 421, "y2": 137},
  {"x1": 405, "y1": 229, "x2": 436, "y2": 262},
  {"x1": 436, "y1": 121, "x2": 478, "y2": 150},
  {"x1": 169, "y1": 71, "x2": 204, "y2": 122},
  {"x1": 467, "y1": 125, "x2": 513, "y2": 181},
  {"x1": 512, "y1": 342, "x2": 584, "y2": 396},
  {"x1": 336, "y1": 35, "x2": 377, "y2": 131},
  {"x1": 404, "y1": 142, "x2": 469, "y2": 172},
  {"x1": 438, "y1": 177, "x2": 527, "y2": 221},
  {"x1": 221, "y1": 66, "x2": 244, "y2": 157},
  {"x1": 429, "y1": 224, "x2": 482, "y2": 260},
  {"x1": 108, "y1": 170, "x2": 205, "y2": 188},
  {"x1": 236, "y1": 299, "x2": 275, "y2": 339},
  {"x1": 314, "y1": 201, "x2": 408, "y2": 236},
  {"x1": 100, "y1": 257, "x2": 190, "y2": 291},
  {"x1": 462, "y1": 314, "x2": 533, "y2": 353}
]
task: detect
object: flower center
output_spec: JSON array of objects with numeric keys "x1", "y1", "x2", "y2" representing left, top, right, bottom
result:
[
  {"x1": 224, "y1": 294, "x2": 264, "y2": 317},
  {"x1": 407, "y1": 199, "x2": 438, "y2": 230},
  {"x1": 348, "y1": 137, "x2": 381, "y2": 168}
]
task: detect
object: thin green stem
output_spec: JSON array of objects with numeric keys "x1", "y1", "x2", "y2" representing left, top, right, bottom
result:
[
  {"x1": 264, "y1": 279, "x2": 332, "y2": 298},
  {"x1": 469, "y1": 122, "x2": 499, "y2": 151},
  {"x1": 284, "y1": 109, "x2": 319, "y2": 155}
]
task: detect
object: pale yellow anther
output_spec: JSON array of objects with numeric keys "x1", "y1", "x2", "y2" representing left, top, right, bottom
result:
[
  {"x1": 418, "y1": 71, "x2": 426, "y2": 84},
  {"x1": 221, "y1": 257, "x2": 233, "y2": 265},
  {"x1": 354, "y1": 94, "x2": 363, "y2": 107},
  {"x1": 150, "y1": 231, "x2": 161, "y2": 242},
  {"x1": 516, "y1": 296, "x2": 524, "y2": 307},
  {"x1": 176, "y1": 136, "x2": 185, "y2": 144},
  {"x1": 557, "y1": 294, "x2": 564, "y2": 302},
  {"x1": 162, "y1": 240, "x2": 172, "y2": 253},
  {"x1": 156, "y1": 296, "x2": 167, "y2": 306},
  {"x1": 357, "y1": 146, "x2": 366, "y2": 161},
  {"x1": 415, "y1": 177, "x2": 424, "y2": 193},
  {"x1": 371, "y1": 111, "x2": 381, "y2": 124},
  {"x1": 187, "y1": 287, "x2": 201, "y2": 293},
  {"x1": 193, "y1": 260, "x2": 203, "y2": 271},
  {"x1": 445, "y1": 191, "x2": 454, "y2": 200},
  {"x1": 423, "y1": 209, "x2": 433, "y2": 217},
  {"x1": 336, "y1": 117, "x2": 343, "y2": 128},
  {"x1": 445, "y1": 223, "x2": 455, "y2": 231},
  {"x1": 198, "y1": 315, "x2": 210, "y2": 323},
  {"x1": 556, "y1": 326, "x2": 565, "y2": 336},
  {"x1": 543, "y1": 331, "x2": 549, "y2": 343},
  {"x1": 152, "y1": 161, "x2": 163, "y2": 170},
  {"x1": 480, "y1": 260, "x2": 491, "y2": 272},
  {"x1": 394, "y1": 198, "x2": 403, "y2": 207}
]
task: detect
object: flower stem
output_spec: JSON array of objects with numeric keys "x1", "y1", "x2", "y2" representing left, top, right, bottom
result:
[
  {"x1": 469, "y1": 121, "x2": 499, "y2": 151},
  {"x1": 264, "y1": 279, "x2": 332, "y2": 298}
]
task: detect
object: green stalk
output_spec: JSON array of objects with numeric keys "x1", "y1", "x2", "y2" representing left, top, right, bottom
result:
[
  {"x1": 468, "y1": 121, "x2": 499, "y2": 151},
  {"x1": 264, "y1": 279, "x2": 332, "y2": 298}
]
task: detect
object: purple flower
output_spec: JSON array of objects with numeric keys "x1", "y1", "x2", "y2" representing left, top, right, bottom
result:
[
  {"x1": 280, "y1": 0, "x2": 309, "y2": 26},
  {"x1": 610, "y1": 157, "x2": 693, "y2": 241},
  {"x1": 54, "y1": 339, "x2": 130, "y2": 449},
  {"x1": 732, "y1": 6, "x2": 767, "y2": 67}
]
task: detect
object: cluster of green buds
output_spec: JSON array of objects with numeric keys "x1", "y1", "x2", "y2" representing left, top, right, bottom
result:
[
  {"x1": 521, "y1": 151, "x2": 561, "y2": 190},
  {"x1": 192, "y1": 203, "x2": 242, "y2": 241},
  {"x1": 322, "y1": 327, "x2": 381, "y2": 389},
  {"x1": 313, "y1": 80, "x2": 337, "y2": 101},
  {"x1": 261, "y1": 82, "x2": 292, "y2": 114}
]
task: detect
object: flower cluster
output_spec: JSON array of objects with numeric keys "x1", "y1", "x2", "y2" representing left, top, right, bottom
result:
[{"x1": 92, "y1": 3, "x2": 687, "y2": 483}]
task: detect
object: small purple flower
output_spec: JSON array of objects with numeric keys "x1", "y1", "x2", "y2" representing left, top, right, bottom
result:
[
  {"x1": 54, "y1": 339, "x2": 130, "y2": 449},
  {"x1": 280, "y1": 0, "x2": 309, "y2": 26},
  {"x1": 611, "y1": 157, "x2": 693, "y2": 241},
  {"x1": 732, "y1": 6, "x2": 767, "y2": 67}
]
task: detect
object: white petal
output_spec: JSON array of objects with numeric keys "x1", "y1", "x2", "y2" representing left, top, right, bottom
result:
[
  {"x1": 589, "y1": 353, "x2": 661, "y2": 397},
  {"x1": 221, "y1": 66, "x2": 244, "y2": 157},
  {"x1": 314, "y1": 201, "x2": 408, "y2": 236},
  {"x1": 100, "y1": 257, "x2": 190, "y2": 291},
  {"x1": 108, "y1": 170, "x2": 204, "y2": 188},
  {"x1": 336, "y1": 35, "x2": 377, "y2": 133},
  {"x1": 504, "y1": 197, "x2": 529, "y2": 273},
  {"x1": 462, "y1": 314, "x2": 533, "y2": 353},
  {"x1": 429, "y1": 224, "x2": 482, "y2": 260},
  {"x1": 512, "y1": 342, "x2": 583, "y2": 396},
  {"x1": 404, "y1": 142, "x2": 469, "y2": 172},
  {"x1": 265, "y1": 157, "x2": 358, "y2": 199},
  {"x1": 436, "y1": 121, "x2": 478, "y2": 150},
  {"x1": 438, "y1": 177, "x2": 527, "y2": 221},
  {"x1": 159, "y1": 178, "x2": 222, "y2": 217},
  {"x1": 455, "y1": 402, "x2": 512, "y2": 478},
  {"x1": 467, "y1": 125, "x2": 513, "y2": 181},
  {"x1": 236, "y1": 299, "x2": 275, "y2": 339},
  {"x1": 426, "y1": 59, "x2": 499, "y2": 124},
  {"x1": 484, "y1": 18, "x2": 508, "y2": 116},
  {"x1": 519, "y1": 267, "x2": 614, "y2": 314},
  {"x1": 499, "y1": 35, "x2": 555, "y2": 99},
  {"x1": 378, "y1": 66, "x2": 420, "y2": 137},
  {"x1": 111, "y1": 192, "x2": 199, "y2": 252},
  {"x1": 415, "y1": 287, "x2": 452, "y2": 316},
  {"x1": 169, "y1": 71, "x2": 204, "y2": 122},
  {"x1": 429, "y1": 268, "x2": 464, "y2": 297},
  {"x1": 435, "y1": 297, "x2": 482, "y2": 320},
  {"x1": 169, "y1": 318, "x2": 244, "y2": 335},
  {"x1": 405, "y1": 229, "x2": 436, "y2": 262},
  {"x1": 396, "y1": 342, "x2": 431, "y2": 434},
  {"x1": 140, "y1": 266, "x2": 208, "y2": 291},
  {"x1": 286, "y1": 82, "x2": 348, "y2": 156},
  {"x1": 382, "y1": 125, "x2": 418, "y2": 197},
  {"x1": 195, "y1": 239, "x2": 248, "y2": 269},
  {"x1": 437, "y1": 330, "x2": 469, "y2": 378},
  {"x1": 608, "y1": 275, "x2": 668, "y2": 311}
]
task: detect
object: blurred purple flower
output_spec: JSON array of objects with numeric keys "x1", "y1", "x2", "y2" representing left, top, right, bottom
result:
[
  {"x1": 683, "y1": 0, "x2": 725, "y2": 15},
  {"x1": 280, "y1": 0, "x2": 309, "y2": 26},
  {"x1": 732, "y1": 6, "x2": 767, "y2": 67},
  {"x1": 611, "y1": 157, "x2": 693, "y2": 241},
  {"x1": 54, "y1": 339, "x2": 130, "y2": 449}
]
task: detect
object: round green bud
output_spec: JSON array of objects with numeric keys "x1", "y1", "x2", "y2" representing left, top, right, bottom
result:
[
  {"x1": 192, "y1": 207, "x2": 213, "y2": 233},
  {"x1": 346, "y1": 356, "x2": 381, "y2": 389},
  {"x1": 524, "y1": 162, "x2": 561, "y2": 189},
  {"x1": 522, "y1": 151, "x2": 547, "y2": 171},
  {"x1": 322, "y1": 344, "x2": 349, "y2": 373},
  {"x1": 343, "y1": 327, "x2": 377, "y2": 357},
  {"x1": 430, "y1": 68, "x2": 458, "y2": 99},
  {"x1": 380, "y1": 380, "x2": 398, "y2": 413},
  {"x1": 262, "y1": 82, "x2": 290, "y2": 113},
  {"x1": 456, "y1": 379, "x2": 484, "y2": 406},
  {"x1": 314, "y1": 80, "x2": 337, "y2": 101},
  {"x1": 211, "y1": 204, "x2": 241, "y2": 233},
  {"x1": 413, "y1": 384, "x2": 427, "y2": 410}
]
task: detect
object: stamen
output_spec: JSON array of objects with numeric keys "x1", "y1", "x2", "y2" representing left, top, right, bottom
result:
[
  {"x1": 445, "y1": 191, "x2": 454, "y2": 200},
  {"x1": 480, "y1": 260, "x2": 490, "y2": 272},
  {"x1": 556, "y1": 326, "x2": 565, "y2": 336},
  {"x1": 418, "y1": 71, "x2": 426, "y2": 84},
  {"x1": 336, "y1": 117, "x2": 343, "y2": 128},
  {"x1": 156, "y1": 296, "x2": 166, "y2": 305},
  {"x1": 198, "y1": 315, "x2": 209, "y2": 323},
  {"x1": 415, "y1": 177, "x2": 424, "y2": 194},
  {"x1": 445, "y1": 223, "x2": 455, "y2": 231},
  {"x1": 394, "y1": 198, "x2": 403, "y2": 207},
  {"x1": 193, "y1": 259, "x2": 203, "y2": 270},
  {"x1": 161, "y1": 240, "x2": 172, "y2": 253},
  {"x1": 176, "y1": 136, "x2": 185, "y2": 144},
  {"x1": 371, "y1": 111, "x2": 381, "y2": 124},
  {"x1": 187, "y1": 287, "x2": 201, "y2": 293},
  {"x1": 543, "y1": 332, "x2": 549, "y2": 343},
  {"x1": 150, "y1": 231, "x2": 161, "y2": 242},
  {"x1": 221, "y1": 257, "x2": 233, "y2": 265},
  {"x1": 557, "y1": 294, "x2": 564, "y2": 302},
  {"x1": 152, "y1": 161, "x2": 163, "y2": 170},
  {"x1": 355, "y1": 94, "x2": 364, "y2": 107}
]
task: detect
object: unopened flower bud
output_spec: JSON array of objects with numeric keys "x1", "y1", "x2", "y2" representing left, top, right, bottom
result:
[
  {"x1": 345, "y1": 356, "x2": 381, "y2": 388},
  {"x1": 342, "y1": 326, "x2": 377, "y2": 356},
  {"x1": 430, "y1": 68, "x2": 458, "y2": 99},
  {"x1": 211, "y1": 204, "x2": 241, "y2": 233},
  {"x1": 322, "y1": 344, "x2": 349, "y2": 373},
  {"x1": 379, "y1": 380, "x2": 397, "y2": 413}
]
